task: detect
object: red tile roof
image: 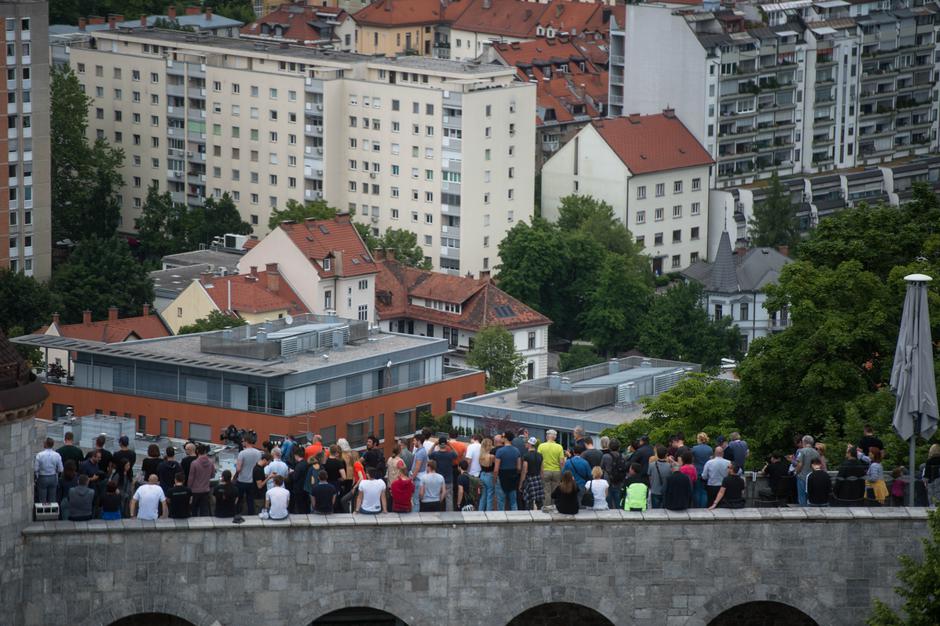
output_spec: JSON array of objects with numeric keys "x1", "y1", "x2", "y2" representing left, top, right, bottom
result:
[
  {"x1": 375, "y1": 259, "x2": 551, "y2": 332},
  {"x1": 50, "y1": 311, "x2": 171, "y2": 343},
  {"x1": 453, "y1": 0, "x2": 608, "y2": 39},
  {"x1": 592, "y1": 113, "x2": 715, "y2": 175},
  {"x1": 353, "y1": 0, "x2": 470, "y2": 27},
  {"x1": 278, "y1": 215, "x2": 378, "y2": 279},
  {"x1": 241, "y1": 4, "x2": 349, "y2": 45},
  {"x1": 202, "y1": 269, "x2": 309, "y2": 316}
]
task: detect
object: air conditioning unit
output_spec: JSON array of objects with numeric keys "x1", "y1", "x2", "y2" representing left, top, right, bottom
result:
[
  {"x1": 173, "y1": 171, "x2": 182, "y2": 178},
  {"x1": 371, "y1": 215, "x2": 379, "y2": 223},
  {"x1": 186, "y1": 151, "x2": 194, "y2": 157},
  {"x1": 316, "y1": 104, "x2": 323, "y2": 111},
  {"x1": 314, "y1": 191, "x2": 323, "y2": 199},
  {"x1": 369, "y1": 172, "x2": 377, "y2": 179},
  {"x1": 315, "y1": 127, "x2": 323, "y2": 134},
  {"x1": 305, "y1": 77, "x2": 312, "y2": 86},
  {"x1": 316, "y1": 169, "x2": 323, "y2": 176},
  {"x1": 316, "y1": 147, "x2": 323, "y2": 155},
  {"x1": 200, "y1": 133, "x2": 207, "y2": 139}
]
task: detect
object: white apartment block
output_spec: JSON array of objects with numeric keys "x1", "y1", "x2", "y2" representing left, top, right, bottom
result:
[
  {"x1": 609, "y1": 1, "x2": 940, "y2": 189},
  {"x1": 2, "y1": 0, "x2": 51, "y2": 279},
  {"x1": 69, "y1": 28, "x2": 536, "y2": 276},
  {"x1": 541, "y1": 113, "x2": 712, "y2": 274}
]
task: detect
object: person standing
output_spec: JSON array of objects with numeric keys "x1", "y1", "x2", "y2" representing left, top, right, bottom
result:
[
  {"x1": 93, "y1": 435, "x2": 113, "y2": 476},
  {"x1": 156, "y1": 447, "x2": 181, "y2": 495},
  {"x1": 234, "y1": 437, "x2": 262, "y2": 514},
  {"x1": 465, "y1": 433, "x2": 482, "y2": 478},
  {"x1": 179, "y1": 442, "x2": 197, "y2": 483},
  {"x1": 648, "y1": 446, "x2": 672, "y2": 509},
  {"x1": 794, "y1": 435, "x2": 820, "y2": 506},
  {"x1": 600, "y1": 438, "x2": 627, "y2": 510},
  {"x1": 34, "y1": 437, "x2": 63, "y2": 504},
  {"x1": 477, "y1": 438, "x2": 496, "y2": 512},
  {"x1": 289, "y1": 448, "x2": 310, "y2": 514},
  {"x1": 56, "y1": 431, "x2": 84, "y2": 469},
  {"x1": 520, "y1": 437, "x2": 544, "y2": 510},
  {"x1": 111, "y1": 436, "x2": 137, "y2": 481},
  {"x1": 264, "y1": 447, "x2": 289, "y2": 491},
  {"x1": 493, "y1": 435, "x2": 522, "y2": 511},
  {"x1": 538, "y1": 429, "x2": 564, "y2": 507},
  {"x1": 725, "y1": 432, "x2": 749, "y2": 474},
  {"x1": 429, "y1": 437, "x2": 458, "y2": 511},
  {"x1": 691, "y1": 433, "x2": 713, "y2": 508},
  {"x1": 187, "y1": 444, "x2": 214, "y2": 516},
  {"x1": 562, "y1": 444, "x2": 593, "y2": 494},
  {"x1": 410, "y1": 433, "x2": 429, "y2": 512},
  {"x1": 168, "y1": 473, "x2": 192, "y2": 519},
  {"x1": 702, "y1": 447, "x2": 731, "y2": 507},
  {"x1": 418, "y1": 460, "x2": 446, "y2": 512}
]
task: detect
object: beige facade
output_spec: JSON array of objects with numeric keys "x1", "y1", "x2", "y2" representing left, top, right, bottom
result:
[
  {"x1": 163, "y1": 277, "x2": 298, "y2": 334},
  {"x1": 1, "y1": 0, "x2": 51, "y2": 279},
  {"x1": 355, "y1": 23, "x2": 435, "y2": 57},
  {"x1": 542, "y1": 124, "x2": 710, "y2": 274},
  {"x1": 70, "y1": 30, "x2": 535, "y2": 276}
]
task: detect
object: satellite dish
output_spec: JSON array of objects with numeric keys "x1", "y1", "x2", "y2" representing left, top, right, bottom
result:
[{"x1": 285, "y1": 315, "x2": 294, "y2": 325}]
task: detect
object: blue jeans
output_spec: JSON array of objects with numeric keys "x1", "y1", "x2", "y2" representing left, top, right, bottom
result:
[
  {"x1": 651, "y1": 493, "x2": 664, "y2": 509},
  {"x1": 237, "y1": 481, "x2": 256, "y2": 514},
  {"x1": 411, "y1": 475, "x2": 422, "y2": 512},
  {"x1": 479, "y1": 472, "x2": 495, "y2": 511},
  {"x1": 607, "y1": 486, "x2": 623, "y2": 510},
  {"x1": 36, "y1": 475, "x2": 57, "y2": 503},
  {"x1": 693, "y1": 479, "x2": 708, "y2": 508},
  {"x1": 796, "y1": 476, "x2": 808, "y2": 506},
  {"x1": 496, "y1": 472, "x2": 518, "y2": 511}
]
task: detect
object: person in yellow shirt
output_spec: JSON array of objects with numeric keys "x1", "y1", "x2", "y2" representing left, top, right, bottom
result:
[{"x1": 538, "y1": 429, "x2": 565, "y2": 507}]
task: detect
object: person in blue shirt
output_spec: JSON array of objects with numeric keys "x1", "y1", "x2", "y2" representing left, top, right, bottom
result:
[
  {"x1": 493, "y1": 435, "x2": 522, "y2": 511},
  {"x1": 563, "y1": 444, "x2": 593, "y2": 494},
  {"x1": 691, "y1": 432, "x2": 714, "y2": 508}
]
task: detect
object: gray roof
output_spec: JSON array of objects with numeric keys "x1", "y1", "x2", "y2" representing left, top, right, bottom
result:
[
  {"x1": 51, "y1": 13, "x2": 243, "y2": 35},
  {"x1": 161, "y1": 249, "x2": 243, "y2": 270},
  {"x1": 150, "y1": 263, "x2": 213, "y2": 298},
  {"x1": 682, "y1": 232, "x2": 791, "y2": 294}
]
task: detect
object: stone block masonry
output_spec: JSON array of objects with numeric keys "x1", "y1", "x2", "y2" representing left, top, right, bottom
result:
[{"x1": 16, "y1": 508, "x2": 930, "y2": 626}]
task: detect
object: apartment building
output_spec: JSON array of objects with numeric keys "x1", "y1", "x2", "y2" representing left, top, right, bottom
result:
[
  {"x1": 541, "y1": 112, "x2": 713, "y2": 274},
  {"x1": 69, "y1": 28, "x2": 535, "y2": 276},
  {"x1": 1, "y1": 0, "x2": 51, "y2": 279},
  {"x1": 609, "y1": 1, "x2": 940, "y2": 189}
]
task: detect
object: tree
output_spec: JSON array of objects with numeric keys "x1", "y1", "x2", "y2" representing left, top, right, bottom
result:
[
  {"x1": 267, "y1": 199, "x2": 336, "y2": 231},
  {"x1": 749, "y1": 171, "x2": 800, "y2": 249},
  {"x1": 868, "y1": 507, "x2": 940, "y2": 626},
  {"x1": 51, "y1": 66, "x2": 124, "y2": 243},
  {"x1": 178, "y1": 310, "x2": 247, "y2": 335},
  {"x1": 187, "y1": 193, "x2": 252, "y2": 249},
  {"x1": 135, "y1": 182, "x2": 189, "y2": 259},
  {"x1": 50, "y1": 236, "x2": 155, "y2": 324},
  {"x1": 637, "y1": 281, "x2": 741, "y2": 369},
  {"x1": 0, "y1": 270, "x2": 59, "y2": 335},
  {"x1": 375, "y1": 228, "x2": 431, "y2": 269},
  {"x1": 557, "y1": 194, "x2": 643, "y2": 258},
  {"x1": 579, "y1": 253, "x2": 653, "y2": 355},
  {"x1": 559, "y1": 344, "x2": 604, "y2": 372},
  {"x1": 466, "y1": 325, "x2": 525, "y2": 391}
]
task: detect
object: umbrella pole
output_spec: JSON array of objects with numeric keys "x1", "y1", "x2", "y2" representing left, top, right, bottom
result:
[{"x1": 908, "y1": 432, "x2": 916, "y2": 507}]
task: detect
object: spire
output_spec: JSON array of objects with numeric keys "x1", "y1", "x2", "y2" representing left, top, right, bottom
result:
[{"x1": 709, "y1": 231, "x2": 739, "y2": 294}]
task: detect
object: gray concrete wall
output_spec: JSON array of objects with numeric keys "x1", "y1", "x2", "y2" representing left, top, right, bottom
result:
[{"x1": 18, "y1": 508, "x2": 929, "y2": 626}]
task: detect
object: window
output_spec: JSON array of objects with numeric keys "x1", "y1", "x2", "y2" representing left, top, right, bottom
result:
[
  {"x1": 655, "y1": 183, "x2": 665, "y2": 197},
  {"x1": 691, "y1": 227, "x2": 700, "y2": 240},
  {"x1": 673, "y1": 205, "x2": 682, "y2": 219},
  {"x1": 671, "y1": 254, "x2": 681, "y2": 269},
  {"x1": 714, "y1": 304, "x2": 723, "y2": 319},
  {"x1": 636, "y1": 235, "x2": 645, "y2": 247},
  {"x1": 359, "y1": 279, "x2": 369, "y2": 290},
  {"x1": 672, "y1": 229, "x2": 681, "y2": 243},
  {"x1": 358, "y1": 304, "x2": 369, "y2": 321},
  {"x1": 636, "y1": 185, "x2": 646, "y2": 200},
  {"x1": 150, "y1": 72, "x2": 159, "y2": 84},
  {"x1": 392, "y1": 99, "x2": 400, "y2": 111},
  {"x1": 692, "y1": 178, "x2": 702, "y2": 191},
  {"x1": 654, "y1": 233, "x2": 663, "y2": 246},
  {"x1": 528, "y1": 331, "x2": 537, "y2": 350},
  {"x1": 739, "y1": 303, "x2": 749, "y2": 321},
  {"x1": 636, "y1": 211, "x2": 646, "y2": 225},
  {"x1": 674, "y1": 180, "x2": 683, "y2": 194},
  {"x1": 654, "y1": 208, "x2": 664, "y2": 222},
  {"x1": 690, "y1": 252, "x2": 699, "y2": 263},
  {"x1": 691, "y1": 202, "x2": 701, "y2": 216}
]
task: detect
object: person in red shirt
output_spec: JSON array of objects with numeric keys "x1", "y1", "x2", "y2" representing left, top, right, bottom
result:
[
  {"x1": 390, "y1": 472, "x2": 415, "y2": 513},
  {"x1": 678, "y1": 450, "x2": 697, "y2": 487}
]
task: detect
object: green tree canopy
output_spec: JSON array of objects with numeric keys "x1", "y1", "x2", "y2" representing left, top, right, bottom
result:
[
  {"x1": 559, "y1": 344, "x2": 604, "y2": 372},
  {"x1": 0, "y1": 270, "x2": 59, "y2": 335},
  {"x1": 51, "y1": 66, "x2": 124, "y2": 243},
  {"x1": 637, "y1": 281, "x2": 742, "y2": 369},
  {"x1": 748, "y1": 171, "x2": 800, "y2": 249},
  {"x1": 50, "y1": 236, "x2": 155, "y2": 323},
  {"x1": 466, "y1": 325, "x2": 525, "y2": 391},
  {"x1": 868, "y1": 507, "x2": 940, "y2": 626},
  {"x1": 187, "y1": 193, "x2": 252, "y2": 249},
  {"x1": 579, "y1": 253, "x2": 653, "y2": 355},
  {"x1": 178, "y1": 310, "x2": 247, "y2": 335},
  {"x1": 375, "y1": 228, "x2": 431, "y2": 269},
  {"x1": 267, "y1": 199, "x2": 336, "y2": 231},
  {"x1": 135, "y1": 182, "x2": 189, "y2": 259}
]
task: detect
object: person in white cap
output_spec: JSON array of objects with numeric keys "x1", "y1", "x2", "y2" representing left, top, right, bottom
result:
[
  {"x1": 520, "y1": 437, "x2": 545, "y2": 510},
  {"x1": 538, "y1": 430, "x2": 564, "y2": 507}
]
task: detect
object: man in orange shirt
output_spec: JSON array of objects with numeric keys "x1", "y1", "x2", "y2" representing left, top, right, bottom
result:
[
  {"x1": 304, "y1": 434, "x2": 325, "y2": 461},
  {"x1": 448, "y1": 430, "x2": 468, "y2": 468}
]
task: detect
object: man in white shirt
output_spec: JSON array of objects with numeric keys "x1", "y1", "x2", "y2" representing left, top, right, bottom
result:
[
  {"x1": 131, "y1": 474, "x2": 167, "y2": 520},
  {"x1": 265, "y1": 475, "x2": 290, "y2": 520},
  {"x1": 465, "y1": 433, "x2": 482, "y2": 477},
  {"x1": 264, "y1": 447, "x2": 289, "y2": 490},
  {"x1": 356, "y1": 468, "x2": 388, "y2": 514},
  {"x1": 701, "y1": 447, "x2": 732, "y2": 508},
  {"x1": 34, "y1": 438, "x2": 63, "y2": 504}
]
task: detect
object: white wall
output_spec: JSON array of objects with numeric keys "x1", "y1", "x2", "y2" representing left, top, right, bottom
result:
[{"x1": 238, "y1": 227, "x2": 321, "y2": 312}]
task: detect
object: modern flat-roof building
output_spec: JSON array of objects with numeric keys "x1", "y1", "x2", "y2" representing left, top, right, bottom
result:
[
  {"x1": 2, "y1": 0, "x2": 51, "y2": 279},
  {"x1": 14, "y1": 313, "x2": 484, "y2": 449},
  {"x1": 68, "y1": 26, "x2": 535, "y2": 275},
  {"x1": 452, "y1": 356, "x2": 700, "y2": 444}
]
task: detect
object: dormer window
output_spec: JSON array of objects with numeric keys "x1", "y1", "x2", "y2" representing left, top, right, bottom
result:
[
  {"x1": 536, "y1": 26, "x2": 545, "y2": 36},
  {"x1": 323, "y1": 257, "x2": 332, "y2": 271}
]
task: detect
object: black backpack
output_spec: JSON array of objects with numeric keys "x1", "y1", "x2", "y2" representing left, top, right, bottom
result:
[{"x1": 607, "y1": 452, "x2": 628, "y2": 485}]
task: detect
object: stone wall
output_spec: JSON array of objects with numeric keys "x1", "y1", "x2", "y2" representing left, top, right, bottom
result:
[
  {"x1": 17, "y1": 508, "x2": 930, "y2": 626},
  {"x1": 0, "y1": 419, "x2": 38, "y2": 619}
]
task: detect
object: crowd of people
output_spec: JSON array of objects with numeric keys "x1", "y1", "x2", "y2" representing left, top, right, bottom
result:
[{"x1": 33, "y1": 423, "x2": 940, "y2": 522}]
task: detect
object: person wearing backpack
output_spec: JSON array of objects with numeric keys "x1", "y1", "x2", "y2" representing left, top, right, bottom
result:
[
  {"x1": 624, "y1": 464, "x2": 649, "y2": 512},
  {"x1": 601, "y1": 438, "x2": 628, "y2": 509},
  {"x1": 648, "y1": 445, "x2": 672, "y2": 509}
]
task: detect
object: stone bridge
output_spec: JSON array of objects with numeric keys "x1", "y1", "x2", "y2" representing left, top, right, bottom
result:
[{"x1": 12, "y1": 507, "x2": 929, "y2": 626}]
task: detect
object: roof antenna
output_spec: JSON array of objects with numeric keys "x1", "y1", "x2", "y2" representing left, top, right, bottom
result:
[{"x1": 724, "y1": 202, "x2": 728, "y2": 232}]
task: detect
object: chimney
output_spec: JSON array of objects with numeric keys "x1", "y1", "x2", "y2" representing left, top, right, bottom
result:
[
  {"x1": 52, "y1": 313, "x2": 60, "y2": 326},
  {"x1": 250, "y1": 265, "x2": 258, "y2": 277},
  {"x1": 108, "y1": 306, "x2": 119, "y2": 322},
  {"x1": 82, "y1": 310, "x2": 92, "y2": 325},
  {"x1": 89, "y1": 16, "x2": 105, "y2": 25},
  {"x1": 206, "y1": 7, "x2": 213, "y2": 21},
  {"x1": 385, "y1": 0, "x2": 392, "y2": 11},
  {"x1": 735, "y1": 245, "x2": 748, "y2": 258},
  {"x1": 199, "y1": 271, "x2": 213, "y2": 285},
  {"x1": 385, "y1": 248, "x2": 396, "y2": 262},
  {"x1": 663, "y1": 107, "x2": 676, "y2": 119},
  {"x1": 140, "y1": 14, "x2": 147, "y2": 27},
  {"x1": 186, "y1": 6, "x2": 201, "y2": 16},
  {"x1": 333, "y1": 251, "x2": 344, "y2": 277},
  {"x1": 110, "y1": 13, "x2": 124, "y2": 22},
  {"x1": 777, "y1": 245, "x2": 790, "y2": 257},
  {"x1": 265, "y1": 263, "x2": 280, "y2": 293},
  {"x1": 142, "y1": 304, "x2": 150, "y2": 316},
  {"x1": 78, "y1": 17, "x2": 87, "y2": 31},
  {"x1": 483, "y1": 0, "x2": 491, "y2": 9},
  {"x1": 478, "y1": 270, "x2": 491, "y2": 283},
  {"x1": 108, "y1": 16, "x2": 117, "y2": 29},
  {"x1": 602, "y1": 7, "x2": 612, "y2": 24},
  {"x1": 334, "y1": 212, "x2": 352, "y2": 224},
  {"x1": 167, "y1": 6, "x2": 177, "y2": 19}
]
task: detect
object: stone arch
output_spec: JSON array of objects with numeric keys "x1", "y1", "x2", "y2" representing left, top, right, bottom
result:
[
  {"x1": 297, "y1": 589, "x2": 427, "y2": 626},
  {"x1": 109, "y1": 614, "x2": 197, "y2": 626},
  {"x1": 506, "y1": 602, "x2": 616, "y2": 626},
  {"x1": 489, "y1": 586, "x2": 620, "y2": 626},
  {"x1": 683, "y1": 584, "x2": 833, "y2": 626},
  {"x1": 81, "y1": 596, "x2": 221, "y2": 626},
  {"x1": 310, "y1": 607, "x2": 406, "y2": 625},
  {"x1": 706, "y1": 601, "x2": 819, "y2": 626}
]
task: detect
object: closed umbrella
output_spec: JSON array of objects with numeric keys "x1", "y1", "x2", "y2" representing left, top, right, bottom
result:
[{"x1": 889, "y1": 274, "x2": 938, "y2": 506}]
